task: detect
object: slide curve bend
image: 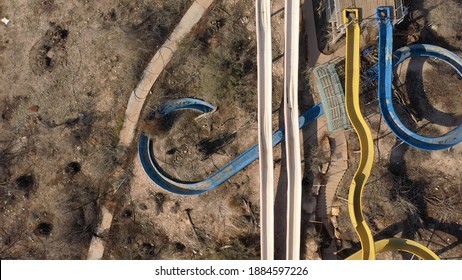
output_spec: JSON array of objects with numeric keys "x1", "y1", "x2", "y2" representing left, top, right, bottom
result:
[
  {"x1": 138, "y1": 98, "x2": 324, "y2": 195},
  {"x1": 378, "y1": 11, "x2": 462, "y2": 150}
]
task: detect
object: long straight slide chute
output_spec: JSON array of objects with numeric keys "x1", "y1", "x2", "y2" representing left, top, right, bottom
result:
[
  {"x1": 256, "y1": 0, "x2": 274, "y2": 260},
  {"x1": 284, "y1": 0, "x2": 303, "y2": 260}
]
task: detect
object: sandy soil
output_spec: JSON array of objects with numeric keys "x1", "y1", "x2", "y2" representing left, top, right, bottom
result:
[
  {"x1": 1, "y1": 0, "x2": 461, "y2": 260},
  {"x1": 0, "y1": 0, "x2": 193, "y2": 259}
]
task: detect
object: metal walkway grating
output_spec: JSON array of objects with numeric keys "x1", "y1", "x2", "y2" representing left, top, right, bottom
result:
[{"x1": 314, "y1": 63, "x2": 351, "y2": 132}]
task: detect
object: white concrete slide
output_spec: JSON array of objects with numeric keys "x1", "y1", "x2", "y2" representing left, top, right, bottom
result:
[
  {"x1": 256, "y1": 0, "x2": 274, "y2": 260},
  {"x1": 284, "y1": 0, "x2": 302, "y2": 260}
]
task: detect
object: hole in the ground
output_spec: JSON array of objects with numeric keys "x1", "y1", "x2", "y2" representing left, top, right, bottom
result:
[
  {"x1": 241, "y1": 214, "x2": 252, "y2": 223},
  {"x1": 166, "y1": 147, "x2": 177, "y2": 155},
  {"x1": 34, "y1": 222, "x2": 53, "y2": 236},
  {"x1": 142, "y1": 243, "x2": 155, "y2": 256},
  {"x1": 15, "y1": 175, "x2": 35, "y2": 193},
  {"x1": 122, "y1": 209, "x2": 133, "y2": 218},
  {"x1": 4, "y1": 236, "x2": 12, "y2": 246},
  {"x1": 65, "y1": 162, "x2": 81, "y2": 175},
  {"x1": 174, "y1": 242, "x2": 186, "y2": 251},
  {"x1": 59, "y1": 29, "x2": 69, "y2": 39},
  {"x1": 45, "y1": 56, "x2": 52, "y2": 67}
]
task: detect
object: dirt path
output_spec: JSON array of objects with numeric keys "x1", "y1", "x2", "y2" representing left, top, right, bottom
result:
[
  {"x1": 325, "y1": 132, "x2": 348, "y2": 212},
  {"x1": 302, "y1": 0, "x2": 349, "y2": 259},
  {"x1": 118, "y1": 0, "x2": 215, "y2": 147},
  {"x1": 86, "y1": 0, "x2": 215, "y2": 260}
]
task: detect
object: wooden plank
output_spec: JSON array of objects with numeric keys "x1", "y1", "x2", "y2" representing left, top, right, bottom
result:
[
  {"x1": 332, "y1": 0, "x2": 398, "y2": 26},
  {"x1": 354, "y1": 0, "x2": 397, "y2": 21}
]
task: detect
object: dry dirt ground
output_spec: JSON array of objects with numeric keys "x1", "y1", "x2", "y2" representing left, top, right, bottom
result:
[
  {"x1": 1, "y1": 0, "x2": 461, "y2": 260},
  {"x1": 0, "y1": 0, "x2": 193, "y2": 259}
]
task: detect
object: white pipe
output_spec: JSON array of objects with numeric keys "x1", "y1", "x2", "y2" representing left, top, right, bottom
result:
[
  {"x1": 256, "y1": 0, "x2": 274, "y2": 260},
  {"x1": 284, "y1": 0, "x2": 302, "y2": 260}
]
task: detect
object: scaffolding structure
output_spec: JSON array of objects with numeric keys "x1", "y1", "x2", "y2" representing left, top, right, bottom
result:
[
  {"x1": 326, "y1": 0, "x2": 406, "y2": 43},
  {"x1": 314, "y1": 63, "x2": 351, "y2": 132}
]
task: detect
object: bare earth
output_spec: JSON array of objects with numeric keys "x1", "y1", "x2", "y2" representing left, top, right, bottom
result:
[{"x1": 1, "y1": 0, "x2": 461, "y2": 260}]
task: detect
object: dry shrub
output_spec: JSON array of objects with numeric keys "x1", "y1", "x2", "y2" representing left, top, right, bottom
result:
[
  {"x1": 425, "y1": 188, "x2": 462, "y2": 223},
  {"x1": 361, "y1": 162, "x2": 427, "y2": 232},
  {"x1": 305, "y1": 144, "x2": 330, "y2": 176},
  {"x1": 105, "y1": 214, "x2": 173, "y2": 259},
  {"x1": 111, "y1": 0, "x2": 193, "y2": 49},
  {"x1": 64, "y1": 178, "x2": 100, "y2": 246},
  {"x1": 149, "y1": 0, "x2": 257, "y2": 113}
]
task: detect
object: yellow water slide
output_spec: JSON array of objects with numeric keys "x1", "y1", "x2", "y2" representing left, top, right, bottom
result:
[
  {"x1": 343, "y1": 9, "x2": 376, "y2": 260},
  {"x1": 343, "y1": 8, "x2": 439, "y2": 260},
  {"x1": 347, "y1": 238, "x2": 439, "y2": 260}
]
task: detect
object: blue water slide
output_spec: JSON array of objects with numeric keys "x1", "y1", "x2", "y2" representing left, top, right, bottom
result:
[
  {"x1": 139, "y1": 98, "x2": 324, "y2": 195},
  {"x1": 376, "y1": 6, "x2": 462, "y2": 150}
]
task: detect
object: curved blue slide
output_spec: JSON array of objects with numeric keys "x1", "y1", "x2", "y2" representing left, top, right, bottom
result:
[
  {"x1": 377, "y1": 6, "x2": 462, "y2": 150},
  {"x1": 139, "y1": 98, "x2": 324, "y2": 195}
]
